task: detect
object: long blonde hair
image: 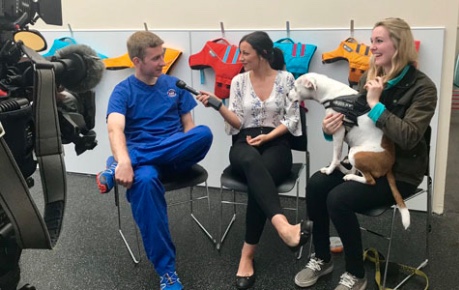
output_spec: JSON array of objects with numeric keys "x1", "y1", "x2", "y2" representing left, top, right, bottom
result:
[{"x1": 366, "y1": 17, "x2": 418, "y2": 82}]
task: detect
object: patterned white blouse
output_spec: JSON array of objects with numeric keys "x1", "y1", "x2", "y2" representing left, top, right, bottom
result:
[{"x1": 225, "y1": 70, "x2": 301, "y2": 136}]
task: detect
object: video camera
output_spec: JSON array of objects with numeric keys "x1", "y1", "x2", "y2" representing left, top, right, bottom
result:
[{"x1": 0, "y1": 1, "x2": 105, "y2": 289}]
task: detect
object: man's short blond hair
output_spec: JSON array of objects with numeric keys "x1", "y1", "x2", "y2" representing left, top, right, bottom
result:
[{"x1": 127, "y1": 31, "x2": 164, "y2": 61}]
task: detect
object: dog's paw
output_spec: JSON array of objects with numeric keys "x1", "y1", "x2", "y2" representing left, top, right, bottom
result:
[
  {"x1": 343, "y1": 174, "x2": 366, "y2": 183},
  {"x1": 320, "y1": 166, "x2": 334, "y2": 175},
  {"x1": 343, "y1": 174, "x2": 352, "y2": 181}
]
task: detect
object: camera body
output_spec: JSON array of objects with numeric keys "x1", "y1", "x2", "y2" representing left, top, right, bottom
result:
[{"x1": 0, "y1": 1, "x2": 102, "y2": 289}]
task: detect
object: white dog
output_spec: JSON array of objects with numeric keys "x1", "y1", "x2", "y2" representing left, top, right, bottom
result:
[{"x1": 289, "y1": 72, "x2": 410, "y2": 229}]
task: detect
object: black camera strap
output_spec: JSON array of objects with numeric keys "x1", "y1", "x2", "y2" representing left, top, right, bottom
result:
[
  {"x1": 0, "y1": 45, "x2": 66, "y2": 249},
  {"x1": 0, "y1": 126, "x2": 50, "y2": 248}
]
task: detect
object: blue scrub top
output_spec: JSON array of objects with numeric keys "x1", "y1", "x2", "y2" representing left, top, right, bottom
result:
[{"x1": 107, "y1": 74, "x2": 197, "y2": 148}]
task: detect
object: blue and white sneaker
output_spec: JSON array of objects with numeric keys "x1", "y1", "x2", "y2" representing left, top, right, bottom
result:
[
  {"x1": 96, "y1": 156, "x2": 117, "y2": 194},
  {"x1": 160, "y1": 271, "x2": 183, "y2": 290}
]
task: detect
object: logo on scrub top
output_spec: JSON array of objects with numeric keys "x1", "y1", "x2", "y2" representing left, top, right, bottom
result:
[{"x1": 167, "y1": 89, "x2": 177, "y2": 97}]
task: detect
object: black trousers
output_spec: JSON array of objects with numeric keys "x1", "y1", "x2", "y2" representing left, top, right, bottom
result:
[
  {"x1": 229, "y1": 127, "x2": 292, "y2": 245},
  {"x1": 0, "y1": 237, "x2": 21, "y2": 290},
  {"x1": 306, "y1": 169, "x2": 417, "y2": 278}
]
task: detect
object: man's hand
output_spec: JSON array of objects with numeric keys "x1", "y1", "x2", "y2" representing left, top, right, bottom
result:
[{"x1": 115, "y1": 161, "x2": 134, "y2": 189}]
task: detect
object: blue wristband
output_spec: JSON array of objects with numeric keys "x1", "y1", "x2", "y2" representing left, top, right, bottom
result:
[
  {"x1": 323, "y1": 132, "x2": 333, "y2": 141},
  {"x1": 368, "y1": 102, "x2": 386, "y2": 123}
]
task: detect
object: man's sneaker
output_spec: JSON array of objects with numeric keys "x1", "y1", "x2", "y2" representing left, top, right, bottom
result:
[
  {"x1": 96, "y1": 156, "x2": 117, "y2": 194},
  {"x1": 334, "y1": 272, "x2": 367, "y2": 290},
  {"x1": 160, "y1": 271, "x2": 183, "y2": 290},
  {"x1": 294, "y1": 254, "x2": 334, "y2": 287}
]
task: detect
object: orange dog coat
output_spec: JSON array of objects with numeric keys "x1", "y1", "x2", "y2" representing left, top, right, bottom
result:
[
  {"x1": 103, "y1": 47, "x2": 182, "y2": 75},
  {"x1": 323, "y1": 39, "x2": 421, "y2": 86},
  {"x1": 322, "y1": 38, "x2": 371, "y2": 86}
]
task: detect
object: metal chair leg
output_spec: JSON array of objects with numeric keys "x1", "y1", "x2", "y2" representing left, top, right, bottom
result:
[
  {"x1": 189, "y1": 181, "x2": 217, "y2": 245},
  {"x1": 426, "y1": 176, "x2": 432, "y2": 259},
  {"x1": 295, "y1": 179, "x2": 303, "y2": 260},
  {"x1": 217, "y1": 186, "x2": 236, "y2": 251},
  {"x1": 393, "y1": 177, "x2": 432, "y2": 289},
  {"x1": 115, "y1": 184, "x2": 141, "y2": 264},
  {"x1": 381, "y1": 207, "x2": 397, "y2": 288}
]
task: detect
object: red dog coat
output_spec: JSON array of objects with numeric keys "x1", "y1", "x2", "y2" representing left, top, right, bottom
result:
[{"x1": 189, "y1": 38, "x2": 244, "y2": 99}]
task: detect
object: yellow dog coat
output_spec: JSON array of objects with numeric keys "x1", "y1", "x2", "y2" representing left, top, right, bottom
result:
[
  {"x1": 103, "y1": 47, "x2": 182, "y2": 75},
  {"x1": 322, "y1": 38, "x2": 371, "y2": 86},
  {"x1": 323, "y1": 39, "x2": 421, "y2": 86}
]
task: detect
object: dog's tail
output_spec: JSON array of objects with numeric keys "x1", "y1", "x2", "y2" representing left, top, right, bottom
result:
[{"x1": 387, "y1": 169, "x2": 410, "y2": 229}]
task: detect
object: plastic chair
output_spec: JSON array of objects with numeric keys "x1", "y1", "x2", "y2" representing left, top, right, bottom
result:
[
  {"x1": 217, "y1": 107, "x2": 309, "y2": 259},
  {"x1": 359, "y1": 126, "x2": 432, "y2": 289},
  {"x1": 114, "y1": 164, "x2": 215, "y2": 264}
]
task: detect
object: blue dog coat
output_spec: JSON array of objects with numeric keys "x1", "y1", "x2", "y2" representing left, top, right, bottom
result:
[{"x1": 274, "y1": 38, "x2": 317, "y2": 79}]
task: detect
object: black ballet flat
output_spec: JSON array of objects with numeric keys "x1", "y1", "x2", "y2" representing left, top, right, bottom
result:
[
  {"x1": 235, "y1": 274, "x2": 256, "y2": 290},
  {"x1": 288, "y1": 220, "x2": 313, "y2": 253},
  {"x1": 235, "y1": 260, "x2": 256, "y2": 289}
]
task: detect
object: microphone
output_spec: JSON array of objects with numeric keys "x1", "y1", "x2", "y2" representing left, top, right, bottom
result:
[
  {"x1": 53, "y1": 44, "x2": 105, "y2": 93},
  {"x1": 176, "y1": 79, "x2": 222, "y2": 111}
]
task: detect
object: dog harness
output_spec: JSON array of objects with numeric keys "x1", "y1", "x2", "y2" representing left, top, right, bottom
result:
[
  {"x1": 323, "y1": 93, "x2": 370, "y2": 127},
  {"x1": 273, "y1": 38, "x2": 317, "y2": 79},
  {"x1": 102, "y1": 47, "x2": 182, "y2": 75},
  {"x1": 188, "y1": 38, "x2": 244, "y2": 99},
  {"x1": 322, "y1": 38, "x2": 371, "y2": 86}
]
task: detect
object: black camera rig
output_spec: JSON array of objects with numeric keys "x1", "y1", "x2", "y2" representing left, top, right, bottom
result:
[{"x1": 0, "y1": 1, "x2": 104, "y2": 289}]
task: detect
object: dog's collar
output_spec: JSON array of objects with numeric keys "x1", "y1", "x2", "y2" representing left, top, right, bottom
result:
[{"x1": 323, "y1": 93, "x2": 370, "y2": 126}]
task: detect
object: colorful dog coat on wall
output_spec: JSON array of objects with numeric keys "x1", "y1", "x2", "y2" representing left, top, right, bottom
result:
[
  {"x1": 43, "y1": 37, "x2": 108, "y2": 59},
  {"x1": 323, "y1": 38, "x2": 421, "y2": 87},
  {"x1": 273, "y1": 38, "x2": 317, "y2": 79},
  {"x1": 189, "y1": 38, "x2": 244, "y2": 99},
  {"x1": 322, "y1": 38, "x2": 371, "y2": 86},
  {"x1": 102, "y1": 47, "x2": 182, "y2": 75}
]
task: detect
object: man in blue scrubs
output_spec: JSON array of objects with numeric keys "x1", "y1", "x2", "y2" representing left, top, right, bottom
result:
[{"x1": 97, "y1": 31, "x2": 213, "y2": 290}]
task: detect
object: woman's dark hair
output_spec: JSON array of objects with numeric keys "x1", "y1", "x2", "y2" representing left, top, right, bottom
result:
[{"x1": 240, "y1": 31, "x2": 285, "y2": 70}]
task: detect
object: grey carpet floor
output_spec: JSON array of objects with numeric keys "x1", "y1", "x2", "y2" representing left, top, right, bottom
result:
[{"x1": 16, "y1": 111, "x2": 459, "y2": 290}]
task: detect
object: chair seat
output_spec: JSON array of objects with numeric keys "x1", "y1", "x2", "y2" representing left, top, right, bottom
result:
[
  {"x1": 161, "y1": 164, "x2": 208, "y2": 192},
  {"x1": 114, "y1": 162, "x2": 214, "y2": 264},
  {"x1": 220, "y1": 163, "x2": 304, "y2": 194},
  {"x1": 359, "y1": 187, "x2": 424, "y2": 217},
  {"x1": 360, "y1": 206, "x2": 390, "y2": 217}
]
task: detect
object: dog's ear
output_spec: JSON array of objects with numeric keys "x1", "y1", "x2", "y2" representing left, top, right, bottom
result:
[
  {"x1": 304, "y1": 78, "x2": 317, "y2": 91},
  {"x1": 297, "y1": 76, "x2": 317, "y2": 91}
]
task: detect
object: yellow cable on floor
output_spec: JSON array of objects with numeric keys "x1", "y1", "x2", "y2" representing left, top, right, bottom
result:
[{"x1": 363, "y1": 247, "x2": 429, "y2": 290}]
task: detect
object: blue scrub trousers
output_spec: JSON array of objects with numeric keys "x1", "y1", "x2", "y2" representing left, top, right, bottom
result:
[{"x1": 125, "y1": 125, "x2": 212, "y2": 276}]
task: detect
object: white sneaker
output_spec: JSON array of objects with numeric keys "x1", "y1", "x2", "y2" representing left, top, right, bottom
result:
[{"x1": 334, "y1": 272, "x2": 367, "y2": 290}]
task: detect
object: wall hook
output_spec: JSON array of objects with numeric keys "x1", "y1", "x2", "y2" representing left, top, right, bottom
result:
[
  {"x1": 144, "y1": 22, "x2": 148, "y2": 31},
  {"x1": 220, "y1": 22, "x2": 226, "y2": 38},
  {"x1": 350, "y1": 19, "x2": 355, "y2": 39},
  {"x1": 67, "y1": 23, "x2": 74, "y2": 38},
  {"x1": 286, "y1": 21, "x2": 290, "y2": 38}
]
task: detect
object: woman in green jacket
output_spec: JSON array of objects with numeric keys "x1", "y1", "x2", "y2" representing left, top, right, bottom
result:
[{"x1": 294, "y1": 17, "x2": 437, "y2": 290}]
